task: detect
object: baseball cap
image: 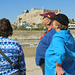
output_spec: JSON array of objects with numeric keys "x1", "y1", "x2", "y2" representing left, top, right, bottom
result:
[
  {"x1": 50, "y1": 14, "x2": 69, "y2": 25},
  {"x1": 40, "y1": 11, "x2": 56, "y2": 19}
]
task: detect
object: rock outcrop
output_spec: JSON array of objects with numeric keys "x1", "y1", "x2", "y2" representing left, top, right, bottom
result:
[{"x1": 14, "y1": 8, "x2": 61, "y2": 25}]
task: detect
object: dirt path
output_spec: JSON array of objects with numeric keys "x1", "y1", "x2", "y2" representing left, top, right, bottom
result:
[{"x1": 25, "y1": 57, "x2": 42, "y2": 75}]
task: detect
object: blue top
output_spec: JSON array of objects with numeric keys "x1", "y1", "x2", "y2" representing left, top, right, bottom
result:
[
  {"x1": 35, "y1": 28, "x2": 56, "y2": 66},
  {"x1": 45, "y1": 30, "x2": 75, "y2": 75},
  {"x1": 0, "y1": 37, "x2": 26, "y2": 75}
]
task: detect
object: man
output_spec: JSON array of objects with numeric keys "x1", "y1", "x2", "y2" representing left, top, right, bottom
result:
[
  {"x1": 35, "y1": 11, "x2": 56, "y2": 75},
  {"x1": 45, "y1": 14, "x2": 75, "y2": 75}
]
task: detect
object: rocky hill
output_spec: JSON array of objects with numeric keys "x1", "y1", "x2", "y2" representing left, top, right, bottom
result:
[{"x1": 14, "y1": 8, "x2": 61, "y2": 26}]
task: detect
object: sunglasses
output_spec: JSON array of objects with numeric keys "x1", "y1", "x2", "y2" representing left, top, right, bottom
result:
[{"x1": 43, "y1": 16, "x2": 46, "y2": 19}]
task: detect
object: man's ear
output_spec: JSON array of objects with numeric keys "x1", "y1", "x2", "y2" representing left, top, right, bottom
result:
[{"x1": 47, "y1": 19, "x2": 51, "y2": 25}]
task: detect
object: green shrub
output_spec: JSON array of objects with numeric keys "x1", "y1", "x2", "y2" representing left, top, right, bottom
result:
[
  {"x1": 12, "y1": 25, "x2": 17, "y2": 30},
  {"x1": 17, "y1": 25, "x2": 26, "y2": 30}
]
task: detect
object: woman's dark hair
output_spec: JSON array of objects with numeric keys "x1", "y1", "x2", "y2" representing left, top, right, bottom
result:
[{"x1": 0, "y1": 18, "x2": 13, "y2": 37}]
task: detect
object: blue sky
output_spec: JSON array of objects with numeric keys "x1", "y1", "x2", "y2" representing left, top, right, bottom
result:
[{"x1": 0, "y1": 0, "x2": 75, "y2": 23}]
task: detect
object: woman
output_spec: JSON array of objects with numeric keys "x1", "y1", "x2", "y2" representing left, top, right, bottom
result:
[
  {"x1": 0, "y1": 18, "x2": 26, "y2": 75},
  {"x1": 45, "y1": 14, "x2": 75, "y2": 75}
]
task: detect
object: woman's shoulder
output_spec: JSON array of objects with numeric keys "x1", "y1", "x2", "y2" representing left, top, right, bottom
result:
[
  {"x1": 3, "y1": 38, "x2": 21, "y2": 46},
  {"x1": 10, "y1": 38, "x2": 20, "y2": 45}
]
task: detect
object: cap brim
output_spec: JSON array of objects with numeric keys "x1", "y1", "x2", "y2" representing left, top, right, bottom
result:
[{"x1": 40, "y1": 14, "x2": 47, "y2": 17}]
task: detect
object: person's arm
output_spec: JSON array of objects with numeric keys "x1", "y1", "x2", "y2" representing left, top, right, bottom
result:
[
  {"x1": 52, "y1": 37, "x2": 66, "y2": 75},
  {"x1": 55, "y1": 63, "x2": 65, "y2": 75}
]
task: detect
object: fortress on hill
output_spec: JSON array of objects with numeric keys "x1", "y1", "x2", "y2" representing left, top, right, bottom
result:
[{"x1": 14, "y1": 8, "x2": 61, "y2": 25}]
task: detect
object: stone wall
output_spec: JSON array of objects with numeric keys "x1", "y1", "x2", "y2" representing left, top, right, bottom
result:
[
  {"x1": 9, "y1": 30, "x2": 44, "y2": 47},
  {"x1": 9, "y1": 30, "x2": 75, "y2": 47}
]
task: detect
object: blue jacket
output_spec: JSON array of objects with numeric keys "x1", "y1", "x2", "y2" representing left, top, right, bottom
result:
[
  {"x1": 45, "y1": 30, "x2": 75, "y2": 75},
  {"x1": 35, "y1": 28, "x2": 56, "y2": 66}
]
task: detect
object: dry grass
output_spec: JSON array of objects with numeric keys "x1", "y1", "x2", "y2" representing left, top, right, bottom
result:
[
  {"x1": 22, "y1": 46, "x2": 36, "y2": 57},
  {"x1": 9, "y1": 30, "x2": 43, "y2": 57},
  {"x1": 11, "y1": 30, "x2": 75, "y2": 58}
]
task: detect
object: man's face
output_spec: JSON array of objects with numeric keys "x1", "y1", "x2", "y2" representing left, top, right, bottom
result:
[{"x1": 42, "y1": 17, "x2": 51, "y2": 27}]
